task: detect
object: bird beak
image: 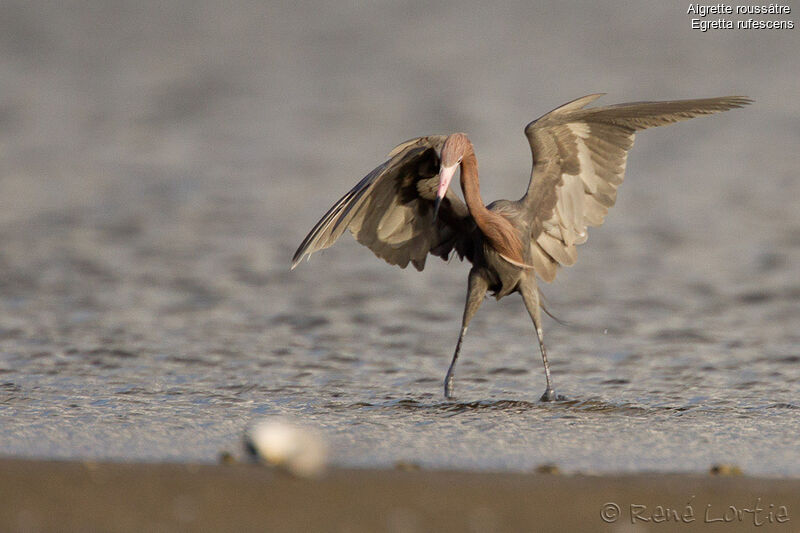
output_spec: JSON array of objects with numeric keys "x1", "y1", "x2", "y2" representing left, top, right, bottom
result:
[{"x1": 433, "y1": 163, "x2": 457, "y2": 222}]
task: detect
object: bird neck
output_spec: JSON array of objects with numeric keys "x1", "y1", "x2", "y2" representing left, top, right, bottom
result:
[
  {"x1": 458, "y1": 149, "x2": 485, "y2": 218},
  {"x1": 459, "y1": 147, "x2": 527, "y2": 266}
]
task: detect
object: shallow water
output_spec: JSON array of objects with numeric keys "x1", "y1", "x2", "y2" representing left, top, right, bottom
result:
[{"x1": 0, "y1": 1, "x2": 798, "y2": 474}]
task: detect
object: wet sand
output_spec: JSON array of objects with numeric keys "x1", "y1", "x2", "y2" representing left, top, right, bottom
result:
[
  {"x1": 1, "y1": 458, "x2": 797, "y2": 532},
  {"x1": 1, "y1": 0, "x2": 798, "y2": 494}
]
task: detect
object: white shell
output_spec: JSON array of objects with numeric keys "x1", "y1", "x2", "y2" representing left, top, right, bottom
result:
[{"x1": 245, "y1": 419, "x2": 327, "y2": 477}]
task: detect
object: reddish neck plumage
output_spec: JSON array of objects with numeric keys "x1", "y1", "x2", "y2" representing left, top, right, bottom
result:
[
  {"x1": 457, "y1": 147, "x2": 484, "y2": 219},
  {"x1": 457, "y1": 141, "x2": 527, "y2": 266}
]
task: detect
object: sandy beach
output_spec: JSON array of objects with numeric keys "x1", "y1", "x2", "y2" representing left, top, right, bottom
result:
[{"x1": 1, "y1": 458, "x2": 798, "y2": 532}]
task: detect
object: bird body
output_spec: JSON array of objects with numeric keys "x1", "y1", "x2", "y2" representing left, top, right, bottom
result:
[
  {"x1": 466, "y1": 199, "x2": 531, "y2": 299},
  {"x1": 292, "y1": 94, "x2": 751, "y2": 400}
]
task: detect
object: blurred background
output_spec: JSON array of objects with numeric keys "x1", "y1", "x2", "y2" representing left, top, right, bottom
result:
[{"x1": 0, "y1": 1, "x2": 798, "y2": 472}]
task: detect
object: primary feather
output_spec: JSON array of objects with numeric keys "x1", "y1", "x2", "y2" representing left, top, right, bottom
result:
[
  {"x1": 291, "y1": 135, "x2": 475, "y2": 271},
  {"x1": 522, "y1": 95, "x2": 752, "y2": 281}
]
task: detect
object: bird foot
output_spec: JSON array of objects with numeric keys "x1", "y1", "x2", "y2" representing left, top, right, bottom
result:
[
  {"x1": 539, "y1": 388, "x2": 557, "y2": 402},
  {"x1": 444, "y1": 373, "x2": 455, "y2": 400}
]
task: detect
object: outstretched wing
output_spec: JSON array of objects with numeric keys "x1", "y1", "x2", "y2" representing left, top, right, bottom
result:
[
  {"x1": 292, "y1": 136, "x2": 476, "y2": 271},
  {"x1": 522, "y1": 94, "x2": 752, "y2": 282}
]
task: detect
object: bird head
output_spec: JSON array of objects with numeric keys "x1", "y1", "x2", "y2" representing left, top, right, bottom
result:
[{"x1": 434, "y1": 133, "x2": 469, "y2": 222}]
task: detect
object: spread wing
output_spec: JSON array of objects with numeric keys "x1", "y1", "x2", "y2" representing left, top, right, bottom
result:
[
  {"x1": 291, "y1": 136, "x2": 476, "y2": 271},
  {"x1": 522, "y1": 94, "x2": 752, "y2": 282}
]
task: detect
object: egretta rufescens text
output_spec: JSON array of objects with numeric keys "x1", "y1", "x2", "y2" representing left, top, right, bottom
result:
[{"x1": 292, "y1": 94, "x2": 751, "y2": 401}]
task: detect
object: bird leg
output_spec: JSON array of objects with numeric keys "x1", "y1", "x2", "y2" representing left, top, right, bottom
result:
[
  {"x1": 535, "y1": 326, "x2": 556, "y2": 402},
  {"x1": 444, "y1": 269, "x2": 488, "y2": 399},
  {"x1": 444, "y1": 326, "x2": 467, "y2": 400},
  {"x1": 520, "y1": 281, "x2": 557, "y2": 402}
]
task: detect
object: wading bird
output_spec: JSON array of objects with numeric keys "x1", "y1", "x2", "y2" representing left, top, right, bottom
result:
[{"x1": 292, "y1": 94, "x2": 751, "y2": 401}]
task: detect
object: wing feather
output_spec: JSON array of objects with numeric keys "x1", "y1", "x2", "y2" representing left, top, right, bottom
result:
[
  {"x1": 522, "y1": 95, "x2": 752, "y2": 282},
  {"x1": 292, "y1": 136, "x2": 475, "y2": 271}
]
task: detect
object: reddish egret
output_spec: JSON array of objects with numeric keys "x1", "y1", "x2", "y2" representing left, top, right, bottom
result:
[{"x1": 292, "y1": 94, "x2": 751, "y2": 401}]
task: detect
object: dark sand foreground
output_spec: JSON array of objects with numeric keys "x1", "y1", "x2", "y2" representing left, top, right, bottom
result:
[{"x1": 0, "y1": 458, "x2": 797, "y2": 532}]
